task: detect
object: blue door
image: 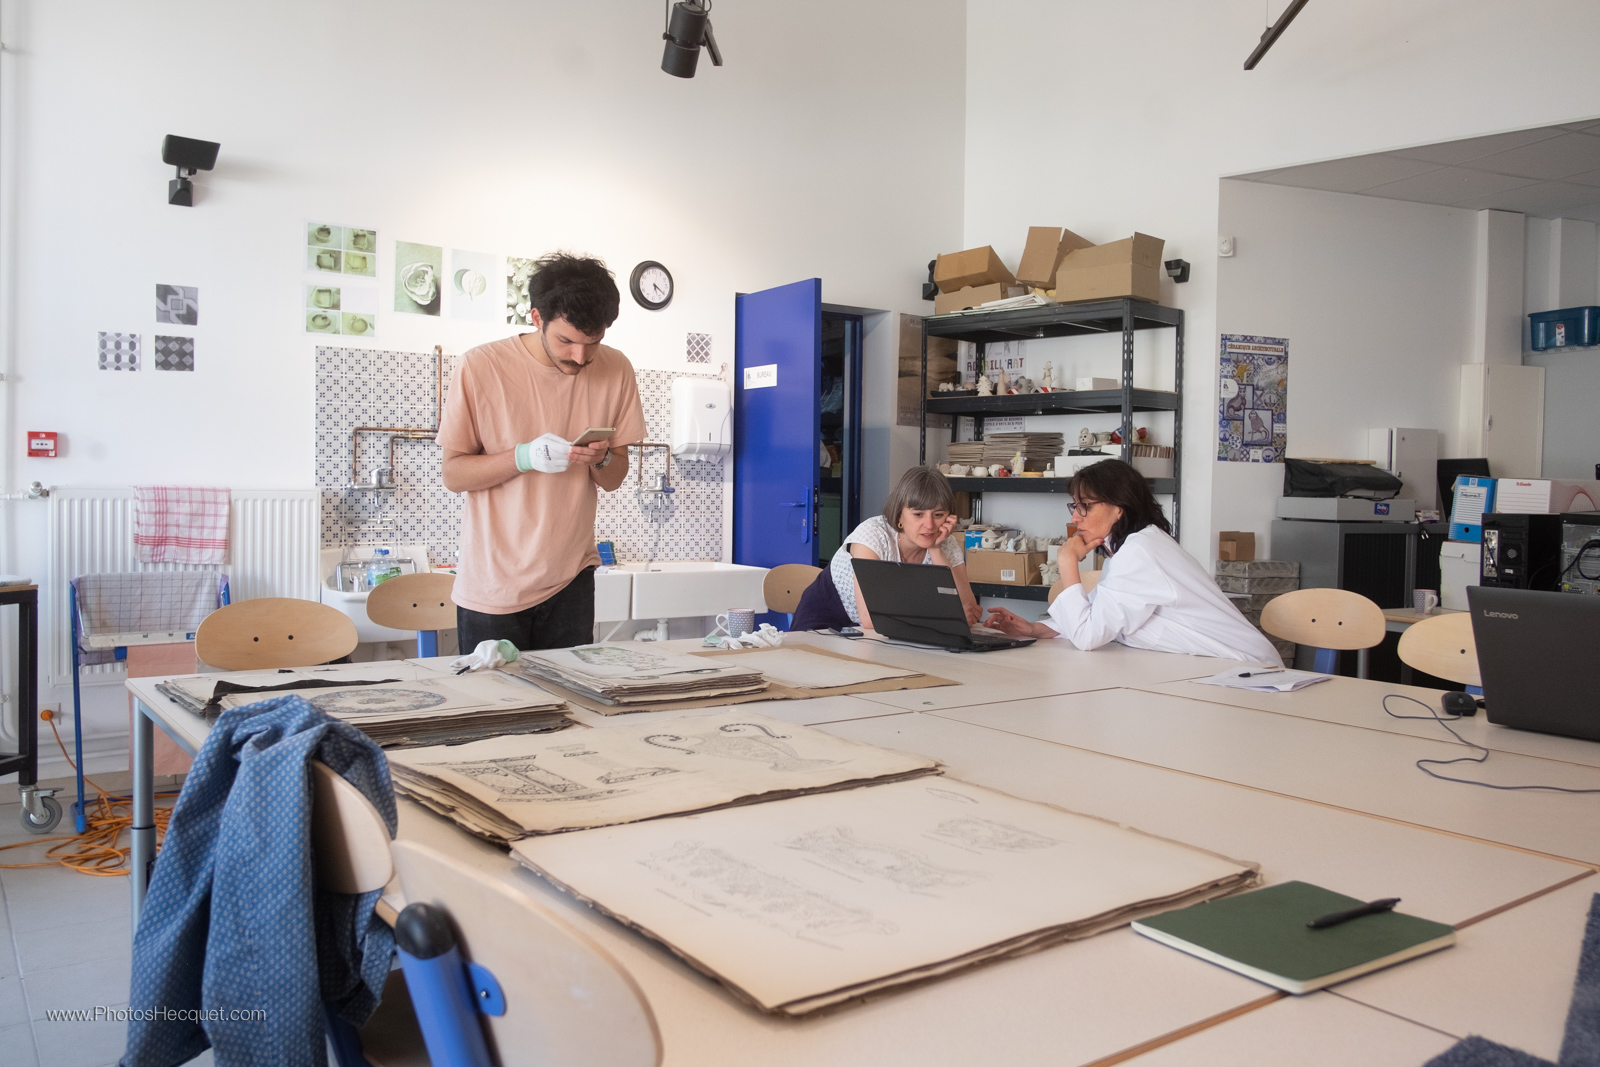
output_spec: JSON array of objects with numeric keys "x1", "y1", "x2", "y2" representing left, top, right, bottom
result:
[{"x1": 734, "y1": 279, "x2": 821, "y2": 569}]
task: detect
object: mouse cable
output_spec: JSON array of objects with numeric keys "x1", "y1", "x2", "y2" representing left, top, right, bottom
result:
[{"x1": 1382, "y1": 693, "x2": 1600, "y2": 794}]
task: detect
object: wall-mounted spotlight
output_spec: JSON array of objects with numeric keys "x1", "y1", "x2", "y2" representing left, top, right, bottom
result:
[
  {"x1": 1164, "y1": 258, "x2": 1191, "y2": 283},
  {"x1": 661, "y1": 0, "x2": 722, "y2": 79},
  {"x1": 162, "y1": 134, "x2": 220, "y2": 206}
]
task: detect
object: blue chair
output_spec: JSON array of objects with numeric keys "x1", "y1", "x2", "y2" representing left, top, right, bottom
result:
[{"x1": 365, "y1": 572, "x2": 456, "y2": 658}]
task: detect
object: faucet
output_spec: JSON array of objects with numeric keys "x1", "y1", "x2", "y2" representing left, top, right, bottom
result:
[{"x1": 630, "y1": 443, "x2": 673, "y2": 493}]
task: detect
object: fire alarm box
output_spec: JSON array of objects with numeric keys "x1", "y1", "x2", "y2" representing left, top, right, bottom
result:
[{"x1": 27, "y1": 432, "x2": 57, "y2": 458}]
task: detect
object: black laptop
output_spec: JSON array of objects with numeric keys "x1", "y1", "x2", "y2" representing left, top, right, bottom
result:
[
  {"x1": 1467, "y1": 586, "x2": 1600, "y2": 742},
  {"x1": 851, "y1": 559, "x2": 1034, "y2": 652}
]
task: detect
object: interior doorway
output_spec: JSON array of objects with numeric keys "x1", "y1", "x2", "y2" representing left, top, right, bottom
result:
[{"x1": 817, "y1": 310, "x2": 863, "y2": 562}]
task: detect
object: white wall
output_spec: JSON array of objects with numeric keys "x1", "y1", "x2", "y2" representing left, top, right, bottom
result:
[
  {"x1": 964, "y1": 0, "x2": 1600, "y2": 561},
  {"x1": 0, "y1": 0, "x2": 966, "y2": 776},
  {"x1": 1215, "y1": 181, "x2": 1477, "y2": 551}
]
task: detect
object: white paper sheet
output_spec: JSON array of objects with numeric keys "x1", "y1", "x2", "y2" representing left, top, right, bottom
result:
[
  {"x1": 713, "y1": 648, "x2": 921, "y2": 689},
  {"x1": 1190, "y1": 666, "x2": 1331, "y2": 692}
]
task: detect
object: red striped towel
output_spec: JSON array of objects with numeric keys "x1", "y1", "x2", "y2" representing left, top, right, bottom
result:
[{"x1": 134, "y1": 486, "x2": 231, "y2": 564}]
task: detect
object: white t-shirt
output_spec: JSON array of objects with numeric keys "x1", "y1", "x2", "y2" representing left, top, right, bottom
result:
[
  {"x1": 830, "y1": 516, "x2": 966, "y2": 625},
  {"x1": 1045, "y1": 527, "x2": 1281, "y2": 664}
]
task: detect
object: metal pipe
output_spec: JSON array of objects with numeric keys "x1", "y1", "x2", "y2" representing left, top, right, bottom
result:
[
  {"x1": 630, "y1": 442, "x2": 673, "y2": 490},
  {"x1": 350, "y1": 345, "x2": 445, "y2": 485}
]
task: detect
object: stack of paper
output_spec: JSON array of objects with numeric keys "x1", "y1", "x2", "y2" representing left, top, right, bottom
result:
[
  {"x1": 157, "y1": 666, "x2": 570, "y2": 746},
  {"x1": 709, "y1": 648, "x2": 921, "y2": 690},
  {"x1": 503, "y1": 645, "x2": 768, "y2": 706},
  {"x1": 389, "y1": 709, "x2": 942, "y2": 844},
  {"x1": 1190, "y1": 666, "x2": 1330, "y2": 693},
  {"x1": 512, "y1": 776, "x2": 1259, "y2": 1015},
  {"x1": 946, "y1": 442, "x2": 986, "y2": 465},
  {"x1": 983, "y1": 432, "x2": 1065, "y2": 466}
]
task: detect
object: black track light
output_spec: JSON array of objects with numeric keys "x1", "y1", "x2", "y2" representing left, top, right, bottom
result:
[{"x1": 662, "y1": 1, "x2": 722, "y2": 79}]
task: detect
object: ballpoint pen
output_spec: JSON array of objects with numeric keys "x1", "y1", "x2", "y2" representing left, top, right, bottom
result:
[
  {"x1": 1238, "y1": 668, "x2": 1284, "y2": 678},
  {"x1": 1307, "y1": 897, "x2": 1401, "y2": 929}
]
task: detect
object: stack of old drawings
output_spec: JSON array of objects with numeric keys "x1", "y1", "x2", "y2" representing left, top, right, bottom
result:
[
  {"x1": 157, "y1": 664, "x2": 570, "y2": 746},
  {"x1": 982, "y1": 432, "x2": 1064, "y2": 469},
  {"x1": 387, "y1": 709, "x2": 941, "y2": 844},
  {"x1": 502, "y1": 644, "x2": 767, "y2": 707}
]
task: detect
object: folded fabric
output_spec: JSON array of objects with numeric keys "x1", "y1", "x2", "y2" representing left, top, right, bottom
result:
[{"x1": 134, "y1": 485, "x2": 230, "y2": 564}]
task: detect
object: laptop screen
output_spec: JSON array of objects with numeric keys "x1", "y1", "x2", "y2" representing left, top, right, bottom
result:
[
  {"x1": 851, "y1": 559, "x2": 973, "y2": 645},
  {"x1": 1467, "y1": 586, "x2": 1600, "y2": 742}
]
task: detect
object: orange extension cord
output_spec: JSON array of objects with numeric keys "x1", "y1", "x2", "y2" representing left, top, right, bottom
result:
[{"x1": 0, "y1": 708, "x2": 177, "y2": 876}]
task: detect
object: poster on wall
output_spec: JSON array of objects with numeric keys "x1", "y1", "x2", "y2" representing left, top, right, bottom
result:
[
  {"x1": 306, "y1": 223, "x2": 379, "y2": 336},
  {"x1": 395, "y1": 241, "x2": 443, "y2": 316},
  {"x1": 448, "y1": 249, "x2": 499, "y2": 322},
  {"x1": 507, "y1": 256, "x2": 538, "y2": 325},
  {"x1": 1216, "y1": 334, "x2": 1288, "y2": 463}
]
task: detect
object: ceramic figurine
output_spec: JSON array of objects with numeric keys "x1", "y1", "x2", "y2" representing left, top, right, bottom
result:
[
  {"x1": 1039, "y1": 561, "x2": 1061, "y2": 586},
  {"x1": 949, "y1": 463, "x2": 970, "y2": 476},
  {"x1": 1041, "y1": 362, "x2": 1055, "y2": 391},
  {"x1": 971, "y1": 465, "x2": 989, "y2": 477},
  {"x1": 997, "y1": 367, "x2": 1010, "y2": 395},
  {"x1": 1012, "y1": 375, "x2": 1034, "y2": 394},
  {"x1": 977, "y1": 375, "x2": 993, "y2": 396},
  {"x1": 1012, "y1": 450, "x2": 1026, "y2": 475},
  {"x1": 1078, "y1": 427, "x2": 1093, "y2": 447}
]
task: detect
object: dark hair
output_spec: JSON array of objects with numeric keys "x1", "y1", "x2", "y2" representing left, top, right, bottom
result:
[
  {"x1": 1067, "y1": 459, "x2": 1171, "y2": 552},
  {"x1": 526, "y1": 252, "x2": 620, "y2": 335},
  {"x1": 882, "y1": 466, "x2": 957, "y2": 526}
]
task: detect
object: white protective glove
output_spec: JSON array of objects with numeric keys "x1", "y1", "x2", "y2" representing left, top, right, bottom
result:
[
  {"x1": 708, "y1": 623, "x2": 784, "y2": 650},
  {"x1": 451, "y1": 639, "x2": 519, "y2": 673},
  {"x1": 514, "y1": 433, "x2": 572, "y2": 474}
]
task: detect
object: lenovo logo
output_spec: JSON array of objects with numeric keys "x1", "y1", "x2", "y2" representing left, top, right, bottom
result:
[{"x1": 1481, "y1": 610, "x2": 1519, "y2": 620}]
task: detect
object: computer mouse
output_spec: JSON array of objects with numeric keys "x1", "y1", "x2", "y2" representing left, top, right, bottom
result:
[{"x1": 1442, "y1": 691, "x2": 1479, "y2": 717}]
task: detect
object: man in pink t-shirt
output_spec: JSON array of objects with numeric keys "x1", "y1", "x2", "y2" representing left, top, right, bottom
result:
[{"x1": 437, "y1": 253, "x2": 646, "y2": 651}]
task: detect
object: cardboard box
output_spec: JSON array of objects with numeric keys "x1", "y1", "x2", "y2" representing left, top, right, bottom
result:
[
  {"x1": 1493, "y1": 479, "x2": 1600, "y2": 514},
  {"x1": 1076, "y1": 377, "x2": 1120, "y2": 391},
  {"x1": 934, "y1": 246, "x2": 1015, "y2": 294},
  {"x1": 966, "y1": 549, "x2": 1046, "y2": 587},
  {"x1": 1440, "y1": 540, "x2": 1481, "y2": 610},
  {"x1": 1016, "y1": 227, "x2": 1095, "y2": 288},
  {"x1": 933, "y1": 282, "x2": 1027, "y2": 316},
  {"x1": 1053, "y1": 233, "x2": 1164, "y2": 303},
  {"x1": 1132, "y1": 456, "x2": 1174, "y2": 480},
  {"x1": 1218, "y1": 531, "x2": 1256, "y2": 562}
]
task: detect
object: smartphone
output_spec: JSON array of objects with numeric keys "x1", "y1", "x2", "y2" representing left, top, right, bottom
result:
[{"x1": 572, "y1": 427, "x2": 615, "y2": 447}]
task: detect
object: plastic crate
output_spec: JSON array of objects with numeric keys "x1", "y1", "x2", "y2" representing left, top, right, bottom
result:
[{"x1": 1528, "y1": 306, "x2": 1600, "y2": 351}]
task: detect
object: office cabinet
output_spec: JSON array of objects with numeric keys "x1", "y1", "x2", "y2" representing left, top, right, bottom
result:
[{"x1": 1457, "y1": 363, "x2": 1544, "y2": 478}]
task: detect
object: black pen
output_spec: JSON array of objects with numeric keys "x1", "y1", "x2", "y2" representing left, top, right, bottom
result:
[
  {"x1": 1238, "y1": 668, "x2": 1283, "y2": 678},
  {"x1": 1307, "y1": 897, "x2": 1400, "y2": 930}
]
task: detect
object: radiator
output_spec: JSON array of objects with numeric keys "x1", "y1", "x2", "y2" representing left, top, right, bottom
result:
[{"x1": 46, "y1": 488, "x2": 319, "y2": 687}]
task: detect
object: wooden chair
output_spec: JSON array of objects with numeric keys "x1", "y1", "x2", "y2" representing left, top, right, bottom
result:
[
  {"x1": 366, "y1": 572, "x2": 456, "y2": 657},
  {"x1": 1046, "y1": 569, "x2": 1100, "y2": 604},
  {"x1": 1260, "y1": 588, "x2": 1386, "y2": 678},
  {"x1": 762, "y1": 564, "x2": 821, "y2": 627},
  {"x1": 195, "y1": 598, "x2": 358, "y2": 671},
  {"x1": 1397, "y1": 612, "x2": 1482, "y2": 692},
  {"x1": 310, "y1": 766, "x2": 661, "y2": 1067}
]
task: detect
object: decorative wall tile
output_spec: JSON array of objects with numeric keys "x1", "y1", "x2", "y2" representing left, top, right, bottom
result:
[
  {"x1": 686, "y1": 332, "x2": 712, "y2": 363},
  {"x1": 98, "y1": 332, "x2": 140, "y2": 371},
  {"x1": 152, "y1": 335, "x2": 194, "y2": 371},
  {"x1": 315, "y1": 347, "x2": 724, "y2": 568},
  {"x1": 155, "y1": 284, "x2": 198, "y2": 325}
]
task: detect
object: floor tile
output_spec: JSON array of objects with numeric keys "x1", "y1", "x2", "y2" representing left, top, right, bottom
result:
[
  {"x1": 21, "y1": 955, "x2": 133, "y2": 1022},
  {"x1": 0, "y1": 974, "x2": 27, "y2": 1027},
  {"x1": 0, "y1": 868, "x2": 130, "y2": 933},
  {"x1": 0, "y1": 1020, "x2": 39, "y2": 1067},
  {"x1": 31, "y1": 1002, "x2": 129, "y2": 1067},
  {"x1": 14, "y1": 913, "x2": 133, "y2": 974}
]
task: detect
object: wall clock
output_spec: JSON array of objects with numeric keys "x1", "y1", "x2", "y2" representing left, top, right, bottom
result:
[{"x1": 630, "y1": 261, "x2": 674, "y2": 310}]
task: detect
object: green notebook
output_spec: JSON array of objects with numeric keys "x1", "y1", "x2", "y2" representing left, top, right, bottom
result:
[{"x1": 1131, "y1": 881, "x2": 1456, "y2": 994}]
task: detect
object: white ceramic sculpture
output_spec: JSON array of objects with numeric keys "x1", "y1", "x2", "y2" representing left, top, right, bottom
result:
[
  {"x1": 1041, "y1": 362, "x2": 1055, "y2": 391},
  {"x1": 977, "y1": 375, "x2": 993, "y2": 396}
]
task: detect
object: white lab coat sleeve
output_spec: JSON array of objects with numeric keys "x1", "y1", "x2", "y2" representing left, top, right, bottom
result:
[{"x1": 1044, "y1": 540, "x2": 1178, "y2": 650}]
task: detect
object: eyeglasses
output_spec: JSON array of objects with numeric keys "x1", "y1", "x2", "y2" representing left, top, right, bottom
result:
[{"x1": 1068, "y1": 499, "x2": 1100, "y2": 518}]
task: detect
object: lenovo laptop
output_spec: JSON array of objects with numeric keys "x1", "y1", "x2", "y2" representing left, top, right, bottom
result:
[
  {"x1": 1467, "y1": 586, "x2": 1600, "y2": 742},
  {"x1": 851, "y1": 559, "x2": 1035, "y2": 652}
]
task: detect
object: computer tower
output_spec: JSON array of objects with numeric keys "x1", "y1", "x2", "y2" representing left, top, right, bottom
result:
[
  {"x1": 1480, "y1": 513, "x2": 1563, "y2": 590},
  {"x1": 1560, "y1": 511, "x2": 1600, "y2": 595}
]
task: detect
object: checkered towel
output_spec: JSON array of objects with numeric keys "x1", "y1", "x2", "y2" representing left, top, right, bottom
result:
[{"x1": 134, "y1": 486, "x2": 230, "y2": 564}]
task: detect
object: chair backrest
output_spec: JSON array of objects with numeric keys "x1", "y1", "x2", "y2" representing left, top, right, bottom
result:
[
  {"x1": 763, "y1": 564, "x2": 821, "y2": 614},
  {"x1": 309, "y1": 761, "x2": 395, "y2": 896},
  {"x1": 195, "y1": 598, "x2": 358, "y2": 670},
  {"x1": 1396, "y1": 611, "x2": 1481, "y2": 687},
  {"x1": 365, "y1": 572, "x2": 456, "y2": 633},
  {"x1": 388, "y1": 839, "x2": 662, "y2": 1067},
  {"x1": 1046, "y1": 570, "x2": 1100, "y2": 604},
  {"x1": 1259, "y1": 588, "x2": 1385, "y2": 651}
]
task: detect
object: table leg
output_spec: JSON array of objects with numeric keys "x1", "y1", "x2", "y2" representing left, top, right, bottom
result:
[{"x1": 131, "y1": 699, "x2": 155, "y2": 933}]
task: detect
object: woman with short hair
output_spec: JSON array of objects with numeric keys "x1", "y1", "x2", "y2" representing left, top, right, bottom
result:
[
  {"x1": 791, "y1": 466, "x2": 980, "y2": 631},
  {"x1": 984, "y1": 459, "x2": 1281, "y2": 664}
]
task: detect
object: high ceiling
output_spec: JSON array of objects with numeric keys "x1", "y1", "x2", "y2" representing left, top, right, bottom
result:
[{"x1": 1230, "y1": 119, "x2": 1600, "y2": 222}]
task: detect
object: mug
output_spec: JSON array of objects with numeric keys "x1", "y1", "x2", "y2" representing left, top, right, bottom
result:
[
  {"x1": 313, "y1": 287, "x2": 337, "y2": 308},
  {"x1": 716, "y1": 608, "x2": 756, "y2": 638},
  {"x1": 1413, "y1": 589, "x2": 1439, "y2": 614},
  {"x1": 346, "y1": 253, "x2": 369, "y2": 272}
]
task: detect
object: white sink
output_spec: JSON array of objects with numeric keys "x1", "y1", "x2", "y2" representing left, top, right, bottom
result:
[
  {"x1": 593, "y1": 568, "x2": 632, "y2": 622},
  {"x1": 319, "y1": 546, "x2": 432, "y2": 644},
  {"x1": 617, "y1": 561, "x2": 769, "y2": 620}
]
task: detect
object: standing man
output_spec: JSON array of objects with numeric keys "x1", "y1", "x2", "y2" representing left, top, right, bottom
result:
[{"x1": 438, "y1": 253, "x2": 646, "y2": 651}]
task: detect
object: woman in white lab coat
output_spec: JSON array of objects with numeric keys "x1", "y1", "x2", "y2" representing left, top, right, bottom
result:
[{"x1": 983, "y1": 460, "x2": 1281, "y2": 664}]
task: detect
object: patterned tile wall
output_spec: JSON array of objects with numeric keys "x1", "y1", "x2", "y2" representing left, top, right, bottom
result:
[{"x1": 315, "y1": 347, "x2": 724, "y2": 567}]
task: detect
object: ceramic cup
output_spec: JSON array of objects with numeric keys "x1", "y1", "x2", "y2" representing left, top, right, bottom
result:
[
  {"x1": 1413, "y1": 589, "x2": 1439, "y2": 614},
  {"x1": 971, "y1": 465, "x2": 989, "y2": 478},
  {"x1": 313, "y1": 225, "x2": 332, "y2": 243},
  {"x1": 346, "y1": 253, "x2": 369, "y2": 272},
  {"x1": 315, "y1": 250, "x2": 338, "y2": 270},
  {"x1": 313, "y1": 287, "x2": 337, "y2": 308},
  {"x1": 717, "y1": 608, "x2": 757, "y2": 638}
]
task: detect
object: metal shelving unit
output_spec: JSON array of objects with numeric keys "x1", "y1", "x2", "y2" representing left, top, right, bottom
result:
[{"x1": 919, "y1": 297, "x2": 1185, "y2": 600}]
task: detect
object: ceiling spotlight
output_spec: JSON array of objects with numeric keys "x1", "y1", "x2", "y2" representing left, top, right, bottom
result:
[
  {"x1": 661, "y1": 1, "x2": 722, "y2": 79},
  {"x1": 162, "y1": 134, "x2": 220, "y2": 207}
]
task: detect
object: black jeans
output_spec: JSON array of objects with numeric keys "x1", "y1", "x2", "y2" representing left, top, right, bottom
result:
[{"x1": 455, "y1": 567, "x2": 596, "y2": 653}]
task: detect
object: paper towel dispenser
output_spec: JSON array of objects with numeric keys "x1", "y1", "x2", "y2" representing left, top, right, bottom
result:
[{"x1": 671, "y1": 376, "x2": 731, "y2": 459}]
